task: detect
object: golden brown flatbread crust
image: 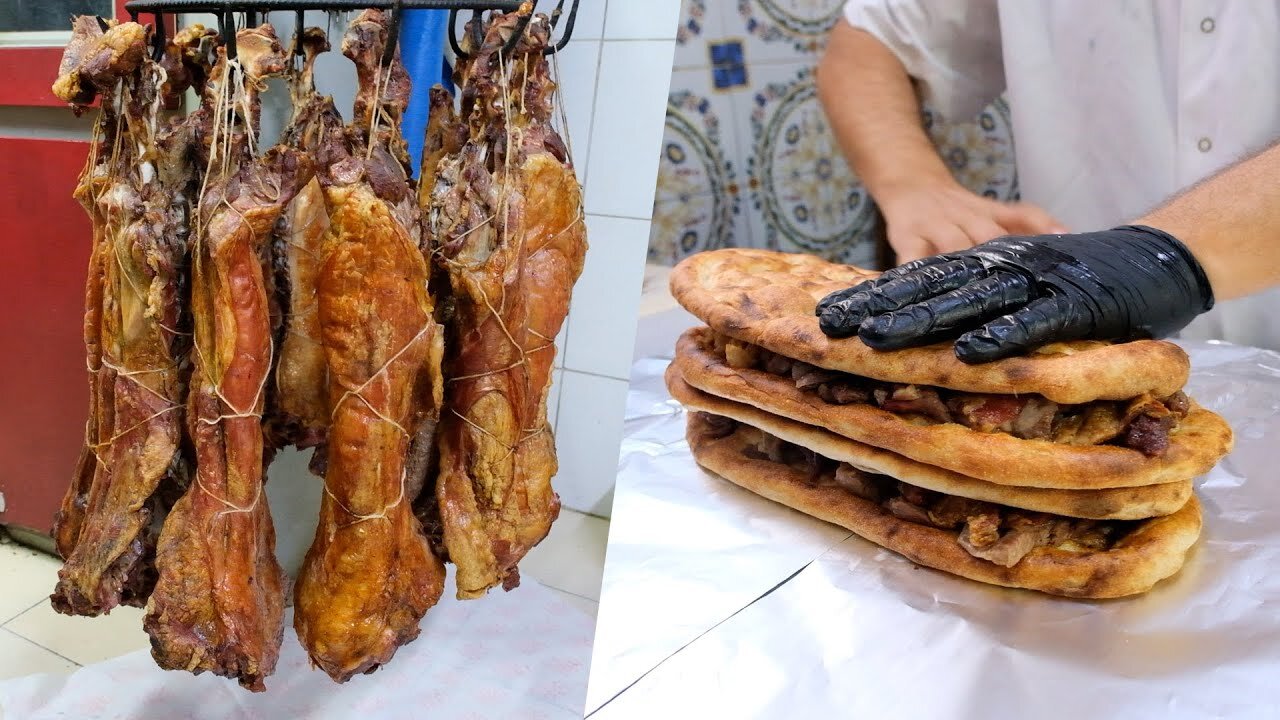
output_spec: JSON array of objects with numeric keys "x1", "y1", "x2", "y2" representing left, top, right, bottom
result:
[
  {"x1": 670, "y1": 249, "x2": 1190, "y2": 404},
  {"x1": 667, "y1": 365, "x2": 1192, "y2": 520},
  {"x1": 686, "y1": 412, "x2": 1203, "y2": 599},
  {"x1": 676, "y1": 328, "x2": 1233, "y2": 489}
]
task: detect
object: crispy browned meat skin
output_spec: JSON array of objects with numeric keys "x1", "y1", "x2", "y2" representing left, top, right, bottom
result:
[
  {"x1": 272, "y1": 28, "x2": 341, "y2": 448},
  {"x1": 53, "y1": 20, "x2": 147, "y2": 108},
  {"x1": 51, "y1": 21, "x2": 213, "y2": 616},
  {"x1": 144, "y1": 29, "x2": 307, "y2": 693},
  {"x1": 431, "y1": 8, "x2": 587, "y2": 599},
  {"x1": 293, "y1": 9, "x2": 446, "y2": 683}
]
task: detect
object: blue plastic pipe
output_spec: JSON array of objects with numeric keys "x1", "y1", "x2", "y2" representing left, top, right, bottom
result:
[{"x1": 398, "y1": 9, "x2": 450, "y2": 178}]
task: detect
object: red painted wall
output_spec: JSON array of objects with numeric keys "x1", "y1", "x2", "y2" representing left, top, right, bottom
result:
[{"x1": 0, "y1": 137, "x2": 94, "y2": 532}]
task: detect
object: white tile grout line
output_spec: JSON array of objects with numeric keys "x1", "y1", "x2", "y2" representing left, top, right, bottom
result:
[
  {"x1": 558, "y1": 365, "x2": 634, "y2": 383},
  {"x1": 579, "y1": 0, "x2": 610, "y2": 194},
  {"x1": 0, "y1": 627, "x2": 82, "y2": 668},
  {"x1": 0, "y1": 596, "x2": 58, "y2": 629}
]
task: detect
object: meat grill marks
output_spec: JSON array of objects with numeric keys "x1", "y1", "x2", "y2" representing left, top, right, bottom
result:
[
  {"x1": 292, "y1": 9, "x2": 446, "y2": 683},
  {"x1": 709, "y1": 414, "x2": 1138, "y2": 568},
  {"x1": 143, "y1": 27, "x2": 313, "y2": 693},
  {"x1": 428, "y1": 7, "x2": 587, "y2": 599},
  {"x1": 51, "y1": 20, "x2": 211, "y2": 617},
  {"x1": 710, "y1": 332, "x2": 1190, "y2": 456}
]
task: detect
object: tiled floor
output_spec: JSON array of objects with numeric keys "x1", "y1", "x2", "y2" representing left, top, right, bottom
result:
[{"x1": 0, "y1": 509, "x2": 608, "y2": 684}]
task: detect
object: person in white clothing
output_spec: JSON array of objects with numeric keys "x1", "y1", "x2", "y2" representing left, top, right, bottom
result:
[{"x1": 817, "y1": 0, "x2": 1280, "y2": 350}]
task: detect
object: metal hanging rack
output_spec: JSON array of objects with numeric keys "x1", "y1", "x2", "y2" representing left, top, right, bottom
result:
[{"x1": 122, "y1": 0, "x2": 580, "y2": 62}]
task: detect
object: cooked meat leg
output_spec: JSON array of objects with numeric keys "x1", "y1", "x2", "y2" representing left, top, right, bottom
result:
[
  {"x1": 431, "y1": 9, "x2": 587, "y2": 599},
  {"x1": 144, "y1": 29, "x2": 309, "y2": 693},
  {"x1": 293, "y1": 9, "x2": 446, "y2": 682},
  {"x1": 52, "y1": 20, "x2": 207, "y2": 615}
]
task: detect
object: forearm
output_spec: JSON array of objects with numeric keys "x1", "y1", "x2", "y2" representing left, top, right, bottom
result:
[
  {"x1": 1139, "y1": 141, "x2": 1280, "y2": 300},
  {"x1": 816, "y1": 21, "x2": 955, "y2": 203}
]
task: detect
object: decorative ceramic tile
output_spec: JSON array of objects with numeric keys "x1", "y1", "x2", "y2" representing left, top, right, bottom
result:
[
  {"x1": 708, "y1": 39, "x2": 749, "y2": 89},
  {"x1": 649, "y1": 75, "x2": 744, "y2": 264},
  {"x1": 673, "y1": 0, "x2": 727, "y2": 70},
  {"x1": 651, "y1": 1, "x2": 1018, "y2": 270},
  {"x1": 741, "y1": 64, "x2": 878, "y2": 264},
  {"x1": 735, "y1": 0, "x2": 844, "y2": 62},
  {"x1": 924, "y1": 95, "x2": 1020, "y2": 202}
]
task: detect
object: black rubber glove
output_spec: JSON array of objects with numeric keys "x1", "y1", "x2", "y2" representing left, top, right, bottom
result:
[{"x1": 816, "y1": 225, "x2": 1215, "y2": 363}]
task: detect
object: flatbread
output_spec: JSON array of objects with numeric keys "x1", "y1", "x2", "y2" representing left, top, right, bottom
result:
[
  {"x1": 685, "y1": 412, "x2": 1203, "y2": 599},
  {"x1": 670, "y1": 248, "x2": 1190, "y2": 404},
  {"x1": 676, "y1": 328, "x2": 1234, "y2": 489},
  {"x1": 667, "y1": 364, "x2": 1192, "y2": 520}
]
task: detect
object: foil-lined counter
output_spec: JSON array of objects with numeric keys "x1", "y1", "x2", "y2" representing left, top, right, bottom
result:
[{"x1": 588, "y1": 342, "x2": 1280, "y2": 718}]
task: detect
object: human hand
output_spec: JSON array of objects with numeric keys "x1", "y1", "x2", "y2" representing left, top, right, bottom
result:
[
  {"x1": 816, "y1": 225, "x2": 1215, "y2": 363},
  {"x1": 877, "y1": 182, "x2": 1067, "y2": 263}
]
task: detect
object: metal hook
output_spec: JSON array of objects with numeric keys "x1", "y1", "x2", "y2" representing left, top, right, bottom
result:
[
  {"x1": 447, "y1": 8, "x2": 464, "y2": 58},
  {"x1": 95, "y1": 16, "x2": 111, "y2": 32},
  {"x1": 381, "y1": 0, "x2": 403, "y2": 66},
  {"x1": 545, "y1": 0, "x2": 578, "y2": 56},
  {"x1": 245, "y1": 9, "x2": 258, "y2": 27},
  {"x1": 151, "y1": 12, "x2": 167, "y2": 61},
  {"x1": 500, "y1": 6, "x2": 532, "y2": 57},
  {"x1": 294, "y1": 9, "x2": 306, "y2": 57},
  {"x1": 221, "y1": 4, "x2": 237, "y2": 60},
  {"x1": 468, "y1": 9, "x2": 484, "y2": 49}
]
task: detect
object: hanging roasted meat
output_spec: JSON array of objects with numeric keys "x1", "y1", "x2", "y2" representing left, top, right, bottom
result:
[
  {"x1": 51, "y1": 19, "x2": 209, "y2": 617},
  {"x1": 143, "y1": 26, "x2": 314, "y2": 693},
  {"x1": 292, "y1": 9, "x2": 446, "y2": 683},
  {"x1": 427, "y1": 8, "x2": 588, "y2": 599},
  {"x1": 271, "y1": 28, "x2": 343, "y2": 450}
]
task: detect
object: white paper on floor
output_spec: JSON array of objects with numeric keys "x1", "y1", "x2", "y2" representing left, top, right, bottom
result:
[{"x1": 0, "y1": 572, "x2": 592, "y2": 720}]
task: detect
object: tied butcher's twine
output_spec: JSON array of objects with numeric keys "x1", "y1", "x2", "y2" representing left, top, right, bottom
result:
[
  {"x1": 322, "y1": 321, "x2": 435, "y2": 526},
  {"x1": 80, "y1": 64, "x2": 186, "y2": 477},
  {"x1": 439, "y1": 30, "x2": 586, "y2": 458}
]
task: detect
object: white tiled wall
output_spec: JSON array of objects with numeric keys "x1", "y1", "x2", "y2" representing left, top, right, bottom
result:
[{"x1": 545, "y1": 2, "x2": 680, "y2": 518}]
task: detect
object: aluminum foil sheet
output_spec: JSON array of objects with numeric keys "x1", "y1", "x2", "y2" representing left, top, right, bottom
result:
[{"x1": 587, "y1": 343, "x2": 1280, "y2": 718}]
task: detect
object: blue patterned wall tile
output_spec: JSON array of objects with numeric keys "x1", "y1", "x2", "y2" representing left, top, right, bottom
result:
[
  {"x1": 674, "y1": 0, "x2": 724, "y2": 69},
  {"x1": 923, "y1": 96, "x2": 1019, "y2": 201},
  {"x1": 741, "y1": 64, "x2": 878, "y2": 266},
  {"x1": 652, "y1": 0, "x2": 1020, "y2": 270},
  {"x1": 735, "y1": 0, "x2": 844, "y2": 62},
  {"x1": 649, "y1": 78, "x2": 744, "y2": 264}
]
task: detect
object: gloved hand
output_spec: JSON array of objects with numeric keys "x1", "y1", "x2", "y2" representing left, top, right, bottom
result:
[{"x1": 816, "y1": 225, "x2": 1215, "y2": 363}]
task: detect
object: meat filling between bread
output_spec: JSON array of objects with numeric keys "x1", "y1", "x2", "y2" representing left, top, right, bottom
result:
[
  {"x1": 710, "y1": 333, "x2": 1189, "y2": 457},
  {"x1": 700, "y1": 412, "x2": 1136, "y2": 567}
]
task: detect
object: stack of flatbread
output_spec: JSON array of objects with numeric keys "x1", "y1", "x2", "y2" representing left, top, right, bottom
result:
[{"x1": 667, "y1": 249, "x2": 1234, "y2": 598}]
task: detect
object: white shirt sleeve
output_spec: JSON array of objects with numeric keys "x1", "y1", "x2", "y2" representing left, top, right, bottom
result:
[{"x1": 842, "y1": 0, "x2": 1005, "y2": 120}]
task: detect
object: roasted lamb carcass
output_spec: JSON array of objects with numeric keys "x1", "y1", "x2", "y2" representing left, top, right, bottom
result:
[
  {"x1": 292, "y1": 9, "x2": 446, "y2": 683},
  {"x1": 51, "y1": 19, "x2": 210, "y2": 617},
  {"x1": 427, "y1": 7, "x2": 588, "y2": 599},
  {"x1": 142, "y1": 26, "x2": 314, "y2": 693}
]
